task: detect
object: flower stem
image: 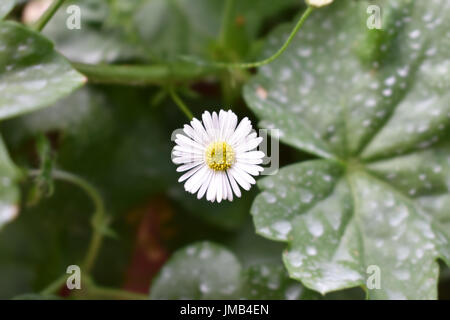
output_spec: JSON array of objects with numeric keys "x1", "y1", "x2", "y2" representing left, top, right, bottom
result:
[
  {"x1": 184, "y1": 6, "x2": 315, "y2": 69},
  {"x1": 32, "y1": 0, "x2": 66, "y2": 32},
  {"x1": 40, "y1": 273, "x2": 69, "y2": 296},
  {"x1": 28, "y1": 169, "x2": 107, "y2": 274},
  {"x1": 41, "y1": 273, "x2": 148, "y2": 300},
  {"x1": 219, "y1": 0, "x2": 237, "y2": 47},
  {"x1": 53, "y1": 170, "x2": 106, "y2": 273},
  {"x1": 222, "y1": 5, "x2": 314, "y2": 68},
  {"x1": 72, "y1": 62, "x2": 214, "y2": 86},
  {"x1": 169, "y1": 86, "x2": 194, "y2": 120},
  {"x1": 71, "y1": 7, "x2": 313, "y2": 86}
]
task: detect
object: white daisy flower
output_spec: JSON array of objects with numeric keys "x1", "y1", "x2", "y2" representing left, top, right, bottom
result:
[{"x1": 172, "y1": 110, "x2": 265, "y2": 203}]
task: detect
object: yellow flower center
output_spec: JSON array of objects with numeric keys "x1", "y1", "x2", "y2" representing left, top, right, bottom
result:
[{"x1": 205, "y1": 141, "x2": 235, "y2": 171}]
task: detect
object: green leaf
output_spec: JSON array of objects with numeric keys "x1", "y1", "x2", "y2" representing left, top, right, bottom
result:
[
  {"x1": 0, "y1": 172, "x2": 134, "y2": 299},
  {"x1": 0, "y1": 134, "x2": 20, "y2": 229},
  {"x1": 0, "y1": 0, "x2": 14, "y2": 20},
  {"x1": 3, "y1": 86, "x2": 175, "y2": 213},
  {"x1": 226, "y1": 219, "x2": 286, "y2": 267},
  {"x1": 2, "y1": 84, "x2": 251, "y2": 234},
  {"x1": 130, "y1": 0, "x2": 301, "y2": 60},
  {"x1": 2, "y1": 87, "x2": 110, "y2": 144},
  {"x1": 240, "y1": 264, "x2": 319, "y2": 300},
  {"x1": 0, "y1": 87, "x2": 161, "y2": 298},
  {"x1": 44, "y1": 0, "x2": 302, "y2": 63},
  {"x1": 133, "y1": 0, "x2": 221, "y2": 59},
  {"x1": 0, "y1": 21, "x2": 85, "y2": 120},
  {"x1": 150, "y1": 241, "x2": 318, "y2": 300},
  {"x1": 150, "y1": 242, "x2": 241, "y2": 299},
  {"x1": 43, "y1": 0, "x2": 143, "y2": 64},
  {"x1": 244, "y1": 0, "x2": 450, "y2": 299}
]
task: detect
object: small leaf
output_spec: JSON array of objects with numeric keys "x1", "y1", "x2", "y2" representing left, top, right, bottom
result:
[
  {"x1": 0, "y1": 134, "x2": 20, "y2": 229},
  {"x1": 0, "y1": 21, "x2": 85, "y2": 120},
  {"x1": 27, "y1": 134, "x2": 55, "y2": 207},
  {"x1": 244, "y1": 0, "x2": 450, "y2": 299},
  {"x1": 150, "y1": 241, "x2": 318, "y2": 300}
]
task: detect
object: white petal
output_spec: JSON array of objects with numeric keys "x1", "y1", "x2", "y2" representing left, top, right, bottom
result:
[
  {"x1": 218, "y1": 110, "x2": 229, "y2": 141},
  {"x1": 175, "y1": 134, "x2": 204, "y2": 151},
  {"x1": 228, "y1": 118, "x2": 248, "y2": 144},
  {"x1": 223, "y1": 171, "x2": 233, "y2": 201},
  {"x1": 206, "y1": 171, "x2": 217, "y2": 202},
  {"x1": 172, "y1": 150, "x2": 203, "y2": 159},
  {"x1": 235, "y1": 137, "x2": 263, "y2": 153},
  {"x1": 212, "y1": 111, "x2": 220, "y2": 137},
  {"x1": 242, "y1": 132, "x2": 257, "y2": 143},
  {"x1": 183, "y1": 124, "x2": 204, "y2": 145},
  {"x1": 185, "y1": 165, "x2": 208, "y2": 193},
  {"x1": 229, "y1": 167, "x2": 251, "y2": 191},
  {"x1": 202, "y1": 111, "x2": 215, "y2": 141},
  {"x1": 216, "y1": 171, "x2": 223, "y2": 203},
  {"x1": 221, "y1": 171, "x2": 228, "y2": 200},
  {"x1": 176, "y1": 161, "x2": 203, "y2": 172},
  {"x1": 179, "y1": 163, "x2": 204, "y2": 182},
  {"x1": 236, "y1": 157, "x2": 263, "y2": 165},
  {"x1": 197, "y1": 170, "x2": 213, "y2": 200},
  {"x1": 223, "y1": 110, "x2": 238, "y2": 141},
  {"x1": 191, "y1": 118, "x2": 209, "y2": 145},
  {"x1": 229, "y1": 118, "x2": 253, "y2": 146},
  {"x1": 234, "y1": 132, "x2": 256, "y2": 150},
  {"x1": 234, "y1": 162, "x2": 262, "y2": 176},
  {"x1": 172, "y1": 150, "x2": 204, "y2": 159},
  {"x1": 233, "y1": 165, "x2": 256, "y2": 185},
  {"x1": 173, "y1": 145, "x2": 204, "y2": 155},
  {"x1": 227, "y1": 170, "x2": 241, "y2": 198},
  {"x1": 237, "y1": 151, "x2": 265, "y2": 160},
  {"x1": 173, "y1": 156, "x2": 204, "y2": 164}
]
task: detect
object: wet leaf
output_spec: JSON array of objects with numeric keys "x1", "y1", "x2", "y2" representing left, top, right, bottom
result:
[
  {"x1": 150, "y1": 241, "x2": 318, "y2": 300},
  {"x1": 0, "y1": 134, "x2": 20, "y2": 229},
  {"x1": 0, "y1": 0, "x2": 14, "y2": 19},
  {"x1": 0, "y1": 21, "x2": 85, "y2": 120},
  {"x1": 43, "y1": 0, "x2": 143, "y2": 64},
  {"x1": 244, "y1": 0, "x2": 450, "y2": 299}
]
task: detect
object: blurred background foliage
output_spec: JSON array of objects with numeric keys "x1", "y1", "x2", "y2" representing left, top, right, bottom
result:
[
  {"x1": 0, "y1": 0, "x2": 317, "y2": 299},
  {"x1": 0, "y1": 0, "x2": 449, "y2": 300}
]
